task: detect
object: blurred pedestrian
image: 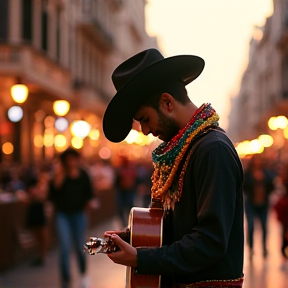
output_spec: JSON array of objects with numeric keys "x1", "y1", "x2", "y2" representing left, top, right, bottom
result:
[
  {"x1": 115, "y1": 156, "x2": 138, "y2": 227},
  {"x1": 49, "y1": 148, "x2": 94, "y2": 288},
  {"x1": 274, "y1": 164, "x2": 288, "y2": 270},
  {"x1": 243, "y1": 155, "x2": 275, "y2": 260},
  {"x1": 24, "y1": 169, "x2": 49, "y2": 266}
]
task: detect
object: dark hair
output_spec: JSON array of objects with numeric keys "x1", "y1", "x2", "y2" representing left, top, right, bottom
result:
[
  {"x1": 143, "y1": 81, "x2": 190, "y2": 110},
  {"x1": 59, "y1": 148, "x2": 80, "y2": 165}
]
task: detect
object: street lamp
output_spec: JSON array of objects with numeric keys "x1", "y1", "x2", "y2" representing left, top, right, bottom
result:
[
  {"x1": 70, "y1": 120, "x2": 91, "y2": 138},
  {"x1": 10, "y1": 84, "x2": 29, "y2": 103},
  {"x1": 53, "y1": 100, "x2": 70, "y2": 116}
]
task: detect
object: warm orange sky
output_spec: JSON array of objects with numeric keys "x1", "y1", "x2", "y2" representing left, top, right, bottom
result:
[{"x1": 145, "y1": 0, "x2": 273, "y2": 129}]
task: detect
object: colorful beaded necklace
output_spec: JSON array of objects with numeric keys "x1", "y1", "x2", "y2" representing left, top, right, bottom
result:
[{"x1": 151, "y1": 103, "x2": 220, "y2": 210}]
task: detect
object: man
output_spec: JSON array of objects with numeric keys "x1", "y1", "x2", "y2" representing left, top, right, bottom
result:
[{"x1": 103, "y1": 49, "x2": 244, "y2": 287}]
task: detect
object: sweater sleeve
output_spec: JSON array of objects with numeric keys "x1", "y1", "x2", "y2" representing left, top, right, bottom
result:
[{"x1": 136, "y1": 142, "x2": 239, "y2": 275}]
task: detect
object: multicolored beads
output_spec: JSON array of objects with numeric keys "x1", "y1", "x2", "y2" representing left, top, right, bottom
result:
[{"x1": 151, "y1": 103, "x2": 220, "y2": 210}]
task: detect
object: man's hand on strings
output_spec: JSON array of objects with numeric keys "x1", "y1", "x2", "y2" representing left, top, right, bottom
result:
[{"x1": 106, "y1": 234, "x2": 137, "y2": 267}]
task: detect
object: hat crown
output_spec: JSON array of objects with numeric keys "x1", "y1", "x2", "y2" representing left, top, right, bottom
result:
[{"x1": 112, "y1": 49, "x2": 164, "y2": 91}]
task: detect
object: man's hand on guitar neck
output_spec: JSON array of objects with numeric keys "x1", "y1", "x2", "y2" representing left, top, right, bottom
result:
[{"x1": 106, "y1": 234, "x2": 137, "y2": 267}]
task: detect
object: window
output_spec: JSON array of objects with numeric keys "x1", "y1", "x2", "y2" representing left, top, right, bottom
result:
[
  {"x1": 56, "y1": 5, "x2": 61, "y2": 61},
  {"x1": 0, "y1": 0, "x2": 9, "y2": 41},
  {"x1": 41, "y1": 0, "x2": 48, "y2": 51},
  {"x1": 22, "y1": 0, "x2": 33, "y2": 41}
]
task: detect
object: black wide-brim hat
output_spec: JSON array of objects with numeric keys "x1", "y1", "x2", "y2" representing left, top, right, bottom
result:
[{"x1": 103, "y1": 49, "x2": 205, "y2": 143}]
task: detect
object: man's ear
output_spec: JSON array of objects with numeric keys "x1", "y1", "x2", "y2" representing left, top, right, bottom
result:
[{"x1": 159, "y1": 93, "x2": 174, "y2": 112}]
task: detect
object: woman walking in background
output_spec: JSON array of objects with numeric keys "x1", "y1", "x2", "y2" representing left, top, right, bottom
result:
[
  {"x1": 244, "y1": 155, "x2": 275, "y2": 260},
  {"x1": 49, "y1": 148, "x2": 94, "y2": 288}
]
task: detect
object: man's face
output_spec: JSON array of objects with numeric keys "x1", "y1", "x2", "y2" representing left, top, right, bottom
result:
[{"x1": 134, "y1": 105, "x2": 180, "y2": 142}]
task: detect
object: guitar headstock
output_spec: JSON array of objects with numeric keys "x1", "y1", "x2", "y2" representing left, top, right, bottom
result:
[{"x1": 84, "y1": 237, "x2": 118, "y2": 255}]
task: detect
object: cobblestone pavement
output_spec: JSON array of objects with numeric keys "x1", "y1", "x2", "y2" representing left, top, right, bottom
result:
[{"x1": 1, "y1": 212, "x2": 288, "y2": 288}]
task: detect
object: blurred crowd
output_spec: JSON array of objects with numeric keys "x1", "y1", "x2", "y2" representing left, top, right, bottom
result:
[
  {"x1": 1, "y1": 150, "x2": 288, "y2": 285},
  {"x1": 0, "y1": 149, "x2": 153, "y2": 288},
  {"x1": 242, "y1": 155, "x2": 288, "y2": 271}
]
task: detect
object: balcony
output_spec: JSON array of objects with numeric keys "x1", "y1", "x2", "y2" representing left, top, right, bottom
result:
[
  {"x1": 0, "y1": 44, "x2": 72, "y2": 98},
  {"x1": 77, "y1": 2, "x2": 114, "y2": 51}
]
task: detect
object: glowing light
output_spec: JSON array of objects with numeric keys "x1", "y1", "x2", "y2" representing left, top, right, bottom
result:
[
  {"x1": 43, "y1": 133, "x2": 54, "y2": 147},
  {"x1": 89, "y1": 129, "x2": 100, "y2": 140},
  {"x1": 284, "y1": 127, "x2": 288, "y2": 139},
  {"x1": 70, "y1": 121, "x2": 91, "y2": 138},
  {"x1": 125, "y1": 129, "x2": 139, "y2": 144},
  {"x1": 10, "y1": 84, "x2": 29, "y2": 103},
  {"x1": 99, "y1": 147, "x2": 111, "y2": 159},
  {"x1": 54, "y1": 134, "x2": 67, "y2": 147},
  {"x1": 71, "y1": 137, "x2": 84, "y2": 149},
  {"x1": 250, "y1": 139, "x2": 264, "y2": 154},
  {"x1": 268, "y1": 117, "x2": 277, "y2": 130},
  {"x1": 34, "y1": 135, "x2": 43, "y2": 148},
  {"x1": 53, "y1": 100, "x2": 70, "y2": 116},
  {"x1": 2, "y1": 142, "x2": 14, "y2": 155},
  {"x1": 258, "y1": 134, "x2": 273, "y2": 147},
  {"x1": 55, "y1": 117, "x2": 69, "y2": 132},
  {"x1": 7, "y1": 106, "x2": 23, "y2": 122},
  {"x1": 268, "y1": 116, "x2": 288, "y2": 130},
  {"x1": 276, "y1": 116, "x2": 288, "y2": 129},
  {"x1": 44, "y1": 116, "x2": 55, "y2": 128}
]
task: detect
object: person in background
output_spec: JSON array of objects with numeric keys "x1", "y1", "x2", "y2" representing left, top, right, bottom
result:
[
  {"x1": 274, "y1": 163, "x2": 288, "y2": 271},
  {"x1": 25, "y1": 170, "x2": 49, "y2": 266},
  {"x1": 49, "y1": 148, "x2": 94, "y2": 288},
  {"x1": 243, "y1": 155, "x2": 275, "y2": 260},
  {"x1": 115, "y1": 156, "x2": 138, "y2": 227}
]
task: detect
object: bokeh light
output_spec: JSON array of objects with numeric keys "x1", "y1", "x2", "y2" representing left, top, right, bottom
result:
[
  {"x1": 258, "y1": 134, "x2": 273, "y2": 147},
  {"x1": 10, "y1": 84, "x2": 28, "y2": 103},
  {"x1": 275, "y1": 115, "x2": 288, "y2": 129},
  {"x1": 34, "y1": 135, "x2": 43, "y2": 148},
  {"x1": 54, "y1": 134, "x2": 67, "y2": 148},
  {"x1": 55, "y1": 117, "x2": 69, "y2": 132},
  {"x1": 2, "y1": 142, "x2": 14, "y2": 155},
  {"x1": 53, "y1": 100, "x2": 70, "y2": 116},
  {"x1": 249, "y1": 139, "x2": 264, "y2": 154},
  {"x1": 268, "y1": 117, "x2": 277, "y2": 130},
  {"x1": 7, "y1": 106, "x2": 23, "y2": 122},
  {"x1": 71, "y1": 137, "x2": 84, "y2": 149},
  {"x1": 70, "y1": 121, "x2": 91, "y2": 138},
  {"x1": 89, "y1": 129, "x2": 100, "y2": 140},
  {"x1": 99, "y1": 147, "x2": 111, "y2": 159},
  {"x1": 43, "y1": 132, "x2": 54, "y2": 147},
  {"x1": 125, "y1": 129, "x2": 139, "y2": 144}
]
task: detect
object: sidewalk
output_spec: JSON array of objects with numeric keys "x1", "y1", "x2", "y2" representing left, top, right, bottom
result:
[
  {"x1": 0, "y1": 217, "x2": 126, "y2": 288},
  {"x1": 1, "y1": 212, "x2": 288, "y2": 288}
]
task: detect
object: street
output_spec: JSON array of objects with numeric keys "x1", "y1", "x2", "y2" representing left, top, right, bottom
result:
[{"x1": 0, "y1": 212, "x2": 287, "y2": 288}]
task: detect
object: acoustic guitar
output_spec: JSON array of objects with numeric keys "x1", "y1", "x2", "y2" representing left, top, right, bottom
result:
[{"x1": 84, "y1": 200, "x2": 164, "y2": 288}]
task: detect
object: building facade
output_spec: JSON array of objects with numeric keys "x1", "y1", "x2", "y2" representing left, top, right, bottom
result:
[
  {"x1": 0, "y1": 0, "x2": 157, "y2": 164},
  {"x1": 228, "y1": 0, "x2": 288, "y2": 143}
]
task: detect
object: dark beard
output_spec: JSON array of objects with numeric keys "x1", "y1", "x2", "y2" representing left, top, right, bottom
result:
[{"x1": 157, "y1": 110, "x2": 181, "y2": 142}]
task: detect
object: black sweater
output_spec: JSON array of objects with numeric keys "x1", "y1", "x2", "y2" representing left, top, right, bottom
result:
[{"x1": 136, "y1": 129, "x2": 244, "y2": 285}]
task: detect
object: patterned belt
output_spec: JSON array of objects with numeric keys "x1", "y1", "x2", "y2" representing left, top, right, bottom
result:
[{"x1": 177, "y1": 277, "x2": 244, "y2": 288}]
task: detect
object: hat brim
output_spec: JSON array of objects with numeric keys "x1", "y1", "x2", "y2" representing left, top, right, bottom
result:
[{"x1": 103, "y1": 55, "x2": 205, "y2": 143}]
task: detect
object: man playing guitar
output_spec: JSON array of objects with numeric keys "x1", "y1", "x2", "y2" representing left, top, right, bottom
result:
[{"x1": 98, "y1": 49, "x2": 244, "y2": 288}]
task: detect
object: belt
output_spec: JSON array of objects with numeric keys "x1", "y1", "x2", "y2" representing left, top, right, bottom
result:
[{"x1": 177, "y1": 277, "x2": 244, "y2": 288}]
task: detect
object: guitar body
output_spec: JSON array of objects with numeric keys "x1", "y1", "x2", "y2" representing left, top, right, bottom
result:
[{"x1": 126, "y1": 207, "x2": 163, "y2": 288}]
